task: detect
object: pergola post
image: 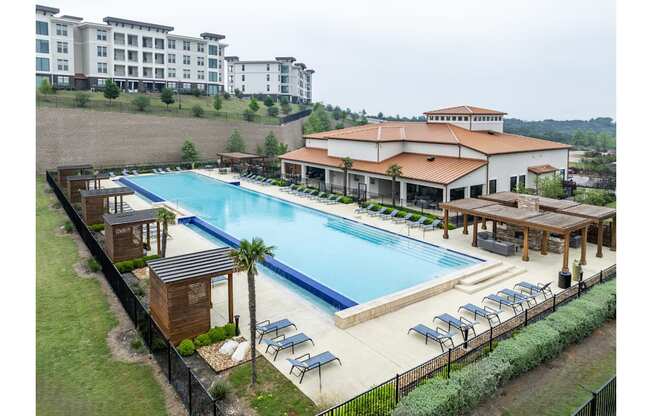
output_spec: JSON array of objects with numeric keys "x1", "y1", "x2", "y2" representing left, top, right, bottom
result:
[
  {"x1": 581, "y1": 226, "x2": 588, "y2": 266},
  {"x1": 227, "y1": 273, "x2": 234, "y2": 323},
  {"x1": 562, "y1": 233, "x2": 570, "y2": 273},
  {"x1": 610, "y1": 216, "x2": 616, "y2": 251},
  {"x1": 472, "y1": 216, "x2": 478, "y2": 247},
  {"x1": 443, "y1": 209, "x2": 449, "y2": 239},
  {"x1": 522, "y1": 227, "x2": 529, "y2": 262},
  {"x1": 146, "y1": 223, "x2": 151, "y2": 251},
  {"x1": 492, "y1": 220, "x2": 497, "y2": 239},
  {"x1": 463, "y1": 214, "x2": 468, "y2": 235},
  {"x1": 481, "y1": 217, "x2": 487, "y2": 230},
  {"x1": 156, "y1": 220, "x2": 161, "y2": 257},
  {"x1": 541, "y1": 231, "x2": 548, "y2": 255},
  {"x1": 596, "y1": 220, "x2": 604, "y2": 258}
]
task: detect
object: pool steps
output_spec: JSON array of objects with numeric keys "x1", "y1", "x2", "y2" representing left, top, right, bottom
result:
[{"x1": 454, "y1": 263, "x2": 527, "y2": 294}]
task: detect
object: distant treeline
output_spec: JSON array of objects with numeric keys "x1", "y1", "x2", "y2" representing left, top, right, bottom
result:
[{"x1": 504, "y1": 117, "x2": 616, "y2": 150}]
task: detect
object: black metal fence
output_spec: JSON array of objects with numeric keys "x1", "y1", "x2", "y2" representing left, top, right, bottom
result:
[
  {"x1": 572, "y1": 377, "x2": 616, "y2": 416},
  {"x1": 280, "y1": 108, "x2": 312, "y2": 124},
  {"x1": 317, "y1": 265, "x2": 617, "y2": 416},
  {"x1": 45, "y1": 171, "x2": 224, "y2": 416}
]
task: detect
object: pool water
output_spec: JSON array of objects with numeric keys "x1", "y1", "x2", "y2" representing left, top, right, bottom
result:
[{"x1": 127, "y1": 172, "x2": 482, "y2": 305}]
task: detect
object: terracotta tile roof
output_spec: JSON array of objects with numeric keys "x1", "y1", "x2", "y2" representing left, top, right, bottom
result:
[
  {"x1": 528, "y1": 164, "x2": 559, "y2": 175},
  {"x1": 304, "y1": 122, "x2": 571, "y2": 155},
  {"x1": 423, "y1": 105, "x2": 507, "y2": 115},
  {"x1": 280, "y1": 148, "x2": 487, "y2": 185}
]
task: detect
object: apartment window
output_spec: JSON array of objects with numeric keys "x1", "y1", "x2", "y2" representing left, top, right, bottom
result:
[
  {"x1": 36, "y1": 21, "x2": 48, "y2": 35},
  {"x1": 128, "y1": 66, "x2": 138, "y2": 77},
  {"x1": 280, "y1": 75, "x2": 289, "y2": 84},
  {"x1": 183, "y1": 41, "x2": 191, "y2": 51},
  {"x1": 208, "y1": 58, "x2": 218, "y2": 69},
  {"x1": 197, "y1": 43, "x2": 205, "y2": 52},
  {"x1": 154, "y1": 53, "x2": 164, "y2": 65},
  {"x1": 114, "y1": 65, "x2": 125, "y2": 76},
  {"x1": 197, "y1": 70, "x2": 205, "y2": 80},
  {"x1": 57, "y1": 76, "x2": 69, "y2": 86},
  {"x1": 266, "y1": 84, "x2": 270, "y2": 92},
  {"x1": 142, "y1": 37, "x2": 153, "y2": 48},
  {"x1": 489, "y1": 179, "x2": 497, "y2": 194},
  {"x1": 241, "y1": 75, "x2": 245, "y2": 81},
  {"x1": 280, "y1": 85, "x2": 289, "y2": 93},
  {"x1": 183, "y1": 69, "x2": 191, "y2": 79},
  {"x1": 97, "y1": 79, "x2": 106, "y2": 87},
  {"x1": 36, "y1": 39, "x2": 49, "y2": 53},
  {"x1": 57, "y1": 41, "x2": 68, "y2": 54},
  {"x1": 183, "y1": 55, "x2": 191, "y2": 65},
  {"x1": 143, "y1": 67, "x2": 153, "y2": 78},
  {"x1": 56, "y1": 24, "x2": 68, "y2": 36},
  {"x1": 266, "y1": 63, "x2": 270, "y2": 71},
  {"x1": 155, "y1": 38, "x2": 164, "y2": 49},
  {"x1": 97, "y1": 29, "x2": 108, "y2": 41},
  {"x1": 155, "y1": 68, "x2": 164, "y2": 79},
  {"x1": 518, "y1": 175, "x2": 526, "y2": 188},
  {"x1": 470, "y1": 184, "x2": 483, "y2": 198},
  {"x1": 57, "y1": 59, "x2": 69, "y2": 71},
  {"x1": 166, "y1": 54, "x2": 176, "y2": 64},
  {"x1": 114, "y1": 33, "x2": 125, "y2": 45},
  {"x1": 450, "y1": 187, "x2": 466, "y2": 201},
  {"x1": 168, "y1": 68, "x2": 176, "y2": 78},
  {"x1": 127, "y1": 50, "x2": 138, "y2": 62},
  {"x1": 142, "y1": 52, "x2": 152, "y2": 63},
  {"x1": 97, "y1": 46, "x2": 108, "y2": 57},
  {"x1": 127, "y1": 35, "x2": 138, "y2": 47},
  {"x1": 208, "y1": 44, "x2": 218, "y2": 56},
  {"x1": 114, "y1": 49, "x2": 125, "y2": 61},
  {"x1": 209, "y1": 71, "x2": 218, "y2": 82},
  {"x1": 266, "y1": 74, "x2": 270, "y2": 81},
  {"x1": 280, "y1": 64, "x2": 289, "y2": 73},
  {"x1": 97, "y1": 62, "x2": 108, "y2": 74},
  {"x1": 36, "y1": 57, "x2": 50, "y2": 72},
  {"x1": 197, "y1": 57, "x2": 204, "y2": 66},
  {"x1": 510, "y1": 176, "x2": 518, "y2": 192},
  {"x1": 241, "y1": 85, "x2": 245, "y2": 92},
  {"x1": 182, "y1": 83, "x2": 191, "y2": 90},
  {"x1": 168, "y1": 39, "x2": 176, "y2": 49}
]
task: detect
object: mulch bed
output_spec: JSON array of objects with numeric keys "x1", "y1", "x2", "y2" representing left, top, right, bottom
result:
[{"x1": 197, "y1": 337, "x2": 253, "y2": 373}]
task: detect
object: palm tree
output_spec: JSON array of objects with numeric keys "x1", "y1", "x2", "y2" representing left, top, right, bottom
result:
[
  {"x1": 340, "y1": 157, "x2": 354, "y2": 196},
  {"x1": 385, "y1": 164, "x2": 403, "y2": 207},
  {"x1": 230, "y1": 238, "x2": 275, "y2": 386},
  {"x1": 156, "y1": 208, "x2": 176, "y2": 258}
]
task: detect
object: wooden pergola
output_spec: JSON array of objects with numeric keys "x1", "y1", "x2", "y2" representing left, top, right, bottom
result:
[
  {"x1": 479, "y1": 191, "x2": 581, "y2": 211},
  {"x1": 217, "y1": 152, "x2": 266, "y2": 170},
  {"x1": 560, "y1": 204, "x2": 617, "y2": 257},
  {"x1": 147, "y1": 248, "x2": 237, "y2": 344},
  {"x1": 56, "y1": 163, "x2": 92, "y2": 186},
  {"x1": 66, "y1": 173, "x2": 109, "y2": 203},
  {"x1": 103, "y1": 209, "x2": 160, "y2": 263},
  {"x1": 80, "y1": 187, "x2": 134, "y2": 225}
]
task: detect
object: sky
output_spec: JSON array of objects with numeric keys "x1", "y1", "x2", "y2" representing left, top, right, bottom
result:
[{"x1": 48, "y1": 0, "x2": 615, "y2": 120}]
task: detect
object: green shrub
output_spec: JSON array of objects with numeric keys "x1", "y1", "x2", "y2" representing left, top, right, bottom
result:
[
  {"x1": 143, "y1": 254, "x2": 160, "y2": 262},
  {"x1": 339, "y1": 382, "x2": 396, "y2": 415},
  {"x1": 130, "y1": 337, "x2": 144, "y2": 352},
  {"x1": 89, "y1": 223, "x2": 104, "y2": 232},
  {"x1": 393, "y1": 378, "x2": 461, "y2": 416},
  {"x1": 408, "y1": 214, "x2": 422, "y2": 222},
  {"x1": 73, "y1": 92, "x2": 91, "y2": 108},
  {"x1": 132, "y1": 95, "x2": 151, "y2": 111},
  {"x1": 194, "y1": 333, "x2": 212, "y2": 348},
  {"x1": 115, "y1": 260, "x2": 135, "y2": 273},
  {"x1": 86, "y1": 258, "x2": 101, "y2": 273},
  {"x1": 423, "y1": 218, "x2": 434, "y2": 225},
  {"x1": 370, "y1": 204, "x2": 381, "y2": 212},
  {"x1": 340, "y1": 196, "x2": 354, "y2": 204},
  {"x1": 396, "y1": 211, "x2": 407, "y2": 218},
  {"x1": 63, "y1": 221, "x2": 73, "y2": 233},
  {"x1": 115, "y1": 255, "x2": 159, "y2": 273},
  {"x1": 191, "y1": 104, "x2": 204, "y2": 117},
  {"x1": 178, "y1": 339, "x2": 195, "y2": 356},
  {"x1": 451, "y1": 357, "x2": 511, "y2": 411},
  {"x1": 132, "y1": 257, "x2": 146, "y2": 269},
  {"x1": 224, "y1": 323, "x2": 236, "y2": 337},
  {"x1": 209, "y1": 380, "x2": 230, "y2": 401},
  {"x1": 208, "y1": 326, "x2": 226, "y2": 343},
  {"x1": 267, "y1": 106, "x2": 279, "y2": 117}
]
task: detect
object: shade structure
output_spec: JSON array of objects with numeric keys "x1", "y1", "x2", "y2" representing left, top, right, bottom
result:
[
  {"x1": 479, "y1": 192, "x2": 581, "y2": 211},
  {"x1": 103, "y1": 208, "x2": 160, "y2": 262},
  {"x1": 560, "y1": 204, "x2": 617, "y2": 255},
  {"x1": 80, "y1": 186, "x2": 134, "y2": 225},
  {"x1": 57, "y1": 164, "x2": 92, "y2": 185},
  {"x1": 66, "y1": 173, "x2": 109, "y2": 203},
  {"x1": 147, "y1": 248, "x2": 237, "y2": 344}
]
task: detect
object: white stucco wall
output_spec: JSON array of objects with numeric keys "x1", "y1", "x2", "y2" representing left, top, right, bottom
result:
[
  {"x1": 328, "y1": 139, "x2": 378, "y2": 162},
  {"x1": 447, "y1": 166, "x2": 488, "y2": 199},
  {"x1": 460, "y1": 146, "x2": 487, "y2": 160},
  {"x1": 487, "y1": 149, "x2": 569, "y2": 192},
  {"x1": 305, "y1": 138, "x2": 327, "y2": 149},
  {"x1": 378, "y1": 142, "x2": 403, "y2": 161},
  {"x1": 402, "y1": 142, "x2": 460, "y2": 157}
]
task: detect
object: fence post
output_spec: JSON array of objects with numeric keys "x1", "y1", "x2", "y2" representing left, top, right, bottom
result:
[
  {"x1": 446, "y1": 349, "x2": 452, "y2": 378},
  {"x1": 167, "y1": 342, "x2": 172, "y2": 382},
  {"x1": 590, "y1": 391, "x2": 597, "y2": 416},
  {"x1": 600, "y1": 269, "x2": 603, "y2": 283},
  {"x1": 188, "y1": 368, "x2": 192, "y2": 412},
  {"x1": 394, "y1": 373, "x2": 399, "y2": 405},
  {"x1": 524, "y1": 309, "x2": 528, "y2": 326},
  {"x1": 489, "y1": 326, "x2": 493, "y2": 352},
  {"x1": 148, "y1": 316, "x2": 152, "y2": 348},
  {"x1": 553, "y1": 294, "x2": 556, "y2": 312}
]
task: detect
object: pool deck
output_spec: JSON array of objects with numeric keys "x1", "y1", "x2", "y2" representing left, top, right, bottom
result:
[{"x1": 102, "y1": 171, "x2": 617, "y2": 407}]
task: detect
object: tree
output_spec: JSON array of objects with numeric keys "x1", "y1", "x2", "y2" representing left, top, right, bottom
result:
[
  {"x1": 262, "y1": 132, "x2": 283, "y2": 158},
  {"x1": 340, "y1": 157, "x2": 353, "y2": 196},
  {"x1": 303, "y1": 103, "x2": 331, "y2": 134},
  {"x1": 280, "y1": 101, "x2": 291, "y2": 115},
  {"x1": 157, "y1": 208, "x2": 176, "y2": 258},
  {"x1": 249, "y1": 97, "x2": 260, "y2": 112},
  {"x1": 181, "y1": 139, "x2": 199, "y2": 167},
  {"x1": 213, "y1": 94, "x2": 222, "y2": 112},
  {"x1": 38, "y1": 78, "x2": 54, "y2": 95},
  {"x1": 160, "y1": 87, "x2": 175, "y2": 109},
  {"x1": 73, "y1": 92, "x2": 90, "y2": 108},
  {"x1": 377, "y1": 112, "x2": 384, "y2": 119},
  {"x1": 191, "y1": 104, "x2": 204, "y2": 117},
  {"x1": 230, "y1": 238, "x2": 275, "y2": 386},
  {"x1": 332, "y1": 107, "x2": 343, "y2": 120},
  {"x1": 226, "y1": 129, "x2": 246, "y2": 152},
  {"x1": 267, "y1": 106, "x2": 279, "y2": 117},
  {"x1": 103, "y1": 79, "x2": 120, "y2": 104},
  {"x1": 243, "y1": 108, "x2": 256, "y2": 121},
  {"x1": 190, "y1": 85, "x2": 201, "y2": 97},
  {"x1": 536, "y1": 175, "x2": 565, "y2": 199},
  {"x1": 335, "y1": 122, "x2": 345, "y2": 129},
  {"x1": 223, "y1": 91, "x2": 231, "y2": 100},
  {"x1": 234, "y1": 88, "x2": 242, "y2": 98},
  {"x1": 132, "y1": 95, "x2": 151, "y2": 111},
  {"x1": 385, "y1": 164, "x2": 403, "y2": 206},
  {"x1": 263, "y1": 96, "x2": 274, "y2": 108},
  {"x1": 325, "y1": 104, "x2": 333, "y2": 111}
]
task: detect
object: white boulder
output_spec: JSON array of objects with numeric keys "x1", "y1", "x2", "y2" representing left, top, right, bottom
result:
[
  {"x1": 231, "y1": 341, "x2": 250, "y2": 362},
  {"x1": 218, "y1": 340, "x2": 239, "y2": 356}
]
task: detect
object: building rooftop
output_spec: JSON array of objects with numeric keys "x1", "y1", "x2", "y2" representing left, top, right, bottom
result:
[
  {"x1": 147, "y1": 248, "x2": 235, "y2": 283},
  {"x1": 423, "y1": 105, "x2": 507, "y2": 116},
  {"x1": 281, "y1": 148, "x2": 487, "y2": 185},
  {"x1": 103, "y1": 208, "x2": 159, "y2": 226},
  {"x1": 528, "y1": 164, "x2": 559, "y2": 175},
  {"x1": 200, "y1": 32, "x2": 226, "y2": 40},
  {"x1": 103, "y1": 16, "x2": 174, "y2": 32},
  {"x1": 36, "y1": 4, "x2": 60, "y2": 14}
]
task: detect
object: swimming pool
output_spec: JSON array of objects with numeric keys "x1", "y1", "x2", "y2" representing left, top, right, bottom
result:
[{"x1": 124, "y1": 172, "x2": 483, "y2": 308}]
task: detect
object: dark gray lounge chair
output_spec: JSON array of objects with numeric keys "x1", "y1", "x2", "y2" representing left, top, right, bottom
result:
[
  {"x1": 393, "y1": 213, "x2": 414, "y2": 224},
  {"x1": 498, "y1": 288, "x2": 537, "y2": 307},
  {"x1": 122, "y1": 169, "x2": 130, "y2": 176},
  {"x1": 408, "y1": 217, "x2": 428, "y2": 228},
  {"x1": 458, "y1": 303, "x2": 502, "y2": 326},
  {"x1": 175, "y1": 166, "x2": 183, "y2": 171},
  {"x1": 165, "y1": 167, "x2": 173, "y2": 173},
  {"x1": 434, "y1": 313, "x2": 478, "y2": 337},
  {"x1": 288, "y1": 351, "x2": 342, "y2": 384},
  {"x1": 381, "y1": 209, "x2": 399, "y2": 220},
  {"x1": 354, "y1": 203, "x2": 371, "y2": 214},
  {"x1": 255, "y1": 319, "x2": 297, "y2": 343},
  {"x1": 421, "y1": 219, "x2": 442, "y2": 231},
  {"x1": 514, "y1": 281, "x2": 553, "y2": 299},
  {"x1": 131, "y1": 169, "x2": 139, "y2": 175},
  {"x1": 326, "y1": 195, "x2": 343, "y2": 205},
  {"x1": 408, "y1": 324, "x2": 455, "y2": 351},
  {"x1": 262, "y1": 333, "x2": 314, "y2": 361},
  {"x1": 482, "y1": 294, "x2": 525, "y2": 314},
  {"x1": 369, "y1": 207, "x2": 388, "y2": 217}
]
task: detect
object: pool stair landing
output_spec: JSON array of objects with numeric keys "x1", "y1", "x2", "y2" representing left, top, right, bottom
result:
[{"x1": 454, "y1": 262, "x2": 526, "y2": 294}]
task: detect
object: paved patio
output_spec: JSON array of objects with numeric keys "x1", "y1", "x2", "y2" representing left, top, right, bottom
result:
[{"x1": 101, "y1": 171, "x2": 616, "y2": 406}]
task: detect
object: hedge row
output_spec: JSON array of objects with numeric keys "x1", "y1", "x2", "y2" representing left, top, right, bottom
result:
[
  {"x1": 392, "y1": 280, "x2": 616, "y2": 416},
  {"x1": 115, "y1": 255, "x2": 160, "y2": 273},
  {"x1": 178, "y1": 323, "x2": 237, "y2": 356}
]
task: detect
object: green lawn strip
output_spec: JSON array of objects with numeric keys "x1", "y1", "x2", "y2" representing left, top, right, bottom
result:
[
  {"x1": 227, "y1": 358, "x2": 318, "y2": 416},
  {"x1": 36, "y1": 178, "x2": 167, "y2": 416}
]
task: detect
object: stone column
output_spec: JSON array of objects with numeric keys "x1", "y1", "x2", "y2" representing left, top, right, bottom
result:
[
  {"x1": 399, "y1": 181, "x2": 407, "y2": 206},
  {"x1": 541, "y1": 231, "x2": 548, "y2": 255},
  {"x1": 300, "y1": 164, "x2": 307, "y2": 183},
  {"x1": 324, "y1": 169, "x2": 331, "y2": 188}
]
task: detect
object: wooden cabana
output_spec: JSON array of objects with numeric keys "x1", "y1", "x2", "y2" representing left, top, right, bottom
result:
[
  {"x1": 479, "y1": 191, "x2": 581, "y2": 212},
  {"x1": 441, "y1": 198, "x2": 497, "y2": 239},
  {"x1": 66, "y1": 173, "x2": 109, "y2": 203},
  {"x1": 217, "y1": 152, "x2": 266, "y2": 171},
  {"x1": 56, "y1": 163, "x2": 92, "y2": 186},
  {"x1": 80, "y1": 187, "x2": 134, "y2": 225},
  {"x1": 147, "y1": 248, "x2": 237, "y2": 344},
  {"x1": 103, "y1": 209, "x2": 160, "y2": 263},
  {"x1": 560, "y1": 205, "x2": 617, "y2": 257}
]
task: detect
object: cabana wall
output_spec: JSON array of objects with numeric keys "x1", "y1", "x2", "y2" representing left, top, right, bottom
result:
[
  {"x1": 57, "y1": 164, "x2": 92, "y2": 186},
  {"x1": 103, "y1": 209, "x2": 159, "y2": 263},
  {"x1": 80, "y1": 187, "x2": 134, "y2": 225}
]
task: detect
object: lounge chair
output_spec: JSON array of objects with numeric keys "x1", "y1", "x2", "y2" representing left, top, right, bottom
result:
[
  {"x1": 122, "y1": 169, "x2": 130, "y2": 176},
  {"x1": 264, "y1": 178, "x2": 274, "y2": 185},
  {"x1": 393, "y1": 213, "x2": 413, "y2": 224},
  {"x1": 434, "y1": 313, "x2": 478, "y2": 337},
  {"x1": 421, "y1": 219, "x2": 442, "y2": 231},
  {"x1": 318, "y1": 193, "x2": 334, "y2": 203},
  {"x1": 255, "y1": 319, "x2": 297, "y2": 344},
  {"x1": 354, "y1": 203, "x2": 371, "y2": 214},
  {"x1": 408, "y1": 217, "x2": 428, "y2": 228},
  {"x1": 311, "y1": 191, "x2": 327, "y2": 201},
  {"x1": 498, "y1": 288, "x2": 537, "y2": 307},
  {"x1": 287, "y1": 351, "x2": 342, "y2": 384},
  {"x1": 175, "y1": 166, "x2": 183, "y2": 171},
  {"x1": 408, "y1": 324, "x2": 455, "y2": 352},
  {"x1": 369, "y1": 207, "x2": 388, "y2": 217},
  {"x1": 153, "y1": 168, "x2": 163, "y2": 174},
  {"x1": 166, "y1": 167, "x2": 173, "y2": 173},
  {"x1": 262, "y1": 333, "x2": 314, "y2": 361},
  {"x1": 381, "y1": 209, "x2": 399, "y2": 221},
  {"x1": 326, "y1": 195, "x2": 343, "y2": 205},
  {"x1": 482, "y1": 293, "x2": 525, "y2": 314},
  {"x1": 108, "y1": 171, "x2": 116, "y2": 178},
  {"x1": 131, "y1": 169, "x2": 139, "y2": 175},
  {"x1": 514, "y1": 281, "x2": 553, "y2": 299},
  {"x1": 458, "y1": 303, "x2": 502, "y2": 326}
]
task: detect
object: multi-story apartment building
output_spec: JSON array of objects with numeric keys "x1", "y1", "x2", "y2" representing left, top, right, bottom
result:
[
  {"x1": 35, "y1": 5, "x2": 227, "y2": 95},
  {"x1": 225, "y1": 56, "x2": 313, "y2": 103}
]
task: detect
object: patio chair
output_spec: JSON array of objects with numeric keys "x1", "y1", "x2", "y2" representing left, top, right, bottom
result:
[
  {"x1": 262, "y1": 333, "x2": 315, "y2": 361},
  {"x1": 175, "y1": 166, "x2": 183, "y2": 171},
  {"x1": 121, "y1": 169, "x2": 130, "y2": 176},
  {"x1": 433, "y1": 313, "x2": 478, "y2": 337},
  {"x1": 421, "y1": 219, "x2": 442, "y2": 232},
  {"x1": 381, "y1": 209, "x2": 399, "y2": 221},
  {"x1": 369, "y1": 207, "x2": 388, "y2": 217},
  {"x1": 498, "y1": 288, "x2": 538, "y2": 307},
  {"x1": 153, "y1": 168, "x2": 163, "y2": 174},
  {"x1": 165, "y1": 167, "x2": 173, "y2": 173},
  {"x1": 354, "y1": 202, "x2": 371, "y2": 214},
  {"x1": 408, "y1": 324, "x2": 455, "y2": 352},
  {"x1": 318, "y1": 193, "x2": 334, "y2": 203},
  {"x1": 408, "y1": 216, "x2": 428, "y2": 228},
  {"x1": 514, "y1": 281, "x2": 553, "y2": 299},
  {"x1": 482, "y1": 293, "x2": 525, "y2": 314},
  {"x1": 287, "y1": 351, "x2": 342, "y2": 384},
  {"x1": 393, "y1": 213, "x2": 414, "y2": 224},
  {"x1": 131, "y1": 170, "x2": 139, "y2": 175},
  {"x1": 458, "y1": 303, "x2": 502, "y2": 326},
  {"x1": 326, "y1": 195, "x2": 343, "y2": 205},
  {"x1": 108, "y1": 171, "x2": 116, "y2": 178},
  {"x1": 255, "y1": 319, "x2": 297, "y2": 344},
  {"x1": 311, "y1": 191, "x2": 327, "y2": 201}
]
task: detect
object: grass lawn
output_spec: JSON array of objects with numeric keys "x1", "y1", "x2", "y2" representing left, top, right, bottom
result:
[
  {"x1": 227, "y1": 358, "x2": 318, "y2": 416},
  {"x1": 36, "y1": 177, "x2": 168, "y2": 416}
]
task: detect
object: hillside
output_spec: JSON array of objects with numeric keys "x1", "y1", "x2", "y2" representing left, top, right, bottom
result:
[{"x1": 503, "y1": 117, "x2": 616, "y2": 149}]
